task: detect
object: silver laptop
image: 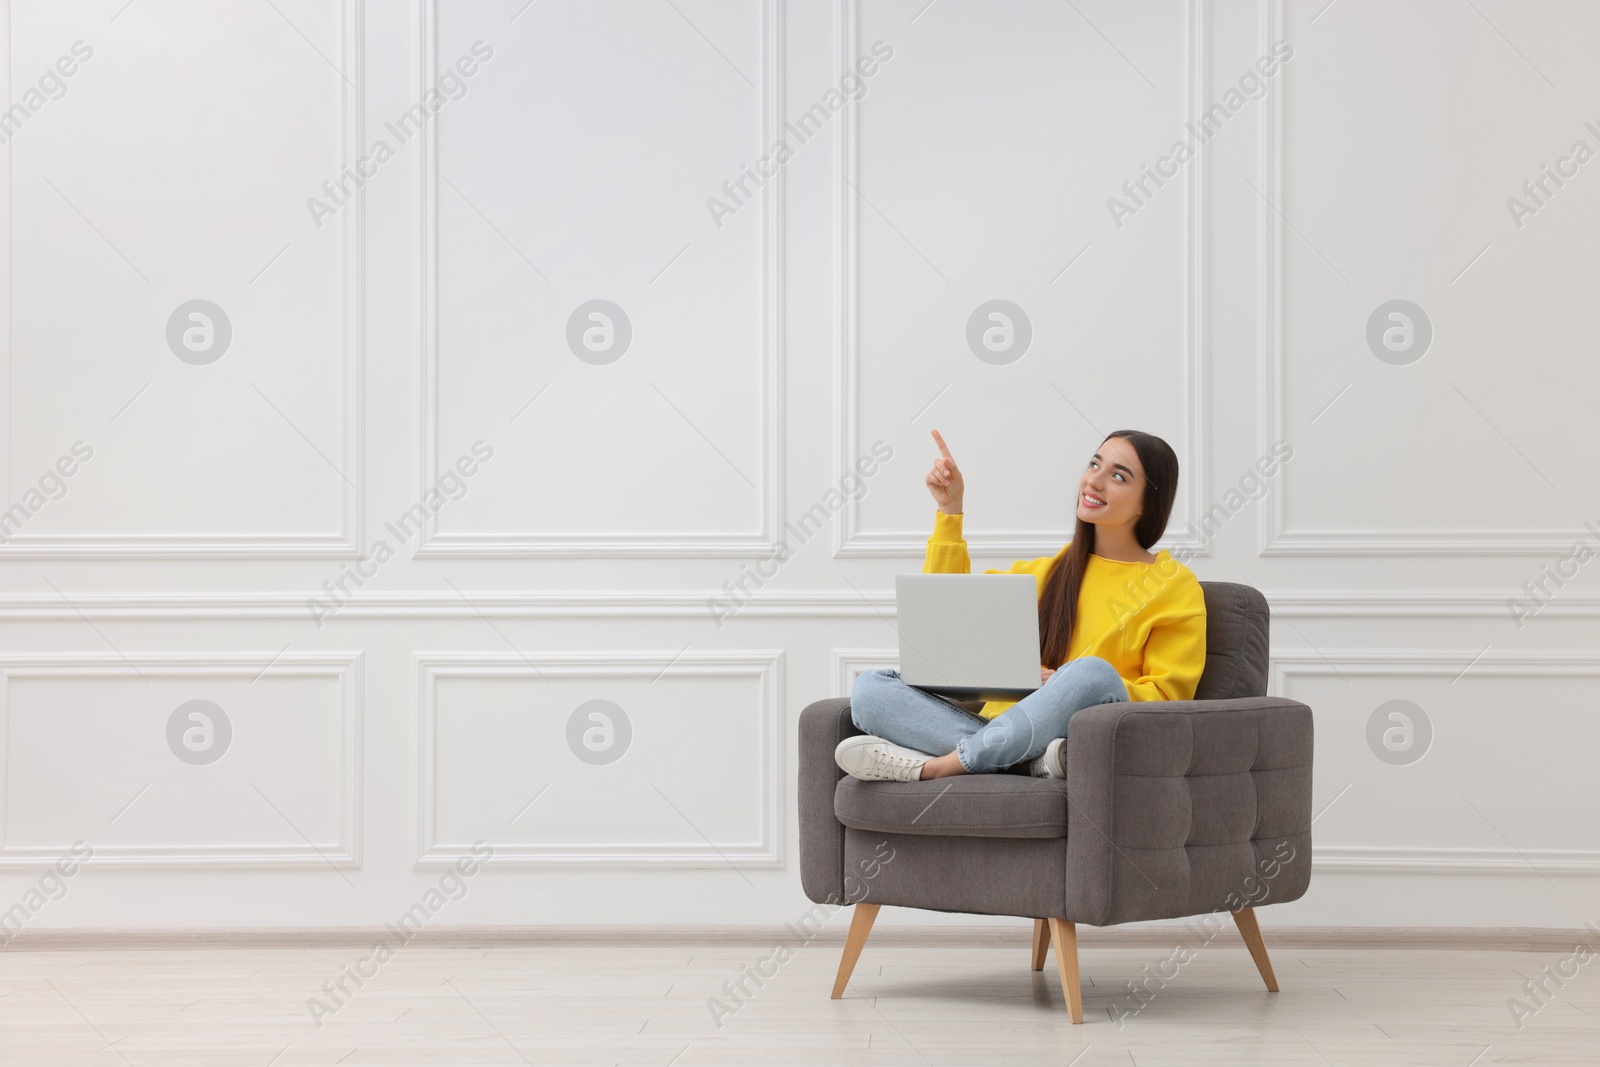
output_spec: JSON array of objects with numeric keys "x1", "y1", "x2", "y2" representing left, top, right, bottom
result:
[{"x1": 894, "y1": 574, "x2": 1041, "y2": 702}]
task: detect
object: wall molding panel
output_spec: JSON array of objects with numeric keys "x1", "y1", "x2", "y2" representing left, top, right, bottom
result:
[
  {"x1": 0, "y1": 0, "x2": 365, "y2": 559},
  {"x1": 414, "y1": 650, "x2": 783, "y2": 867},
  {"x1": 413, "y1": 0, "x2": 786, "y2": 558},
  {"x1": 0, "y1": 652, "x2": 362, "y2": 869},
  {"x1": 835, "y1": 0, "x2": 1212, "y2": 560},
  {"x1": 1272, "y1": 647, "x2": 1600, "y2": 875},
  {"x1": 1255, "y1": 0, "x2": 1585, "y2": 557}
]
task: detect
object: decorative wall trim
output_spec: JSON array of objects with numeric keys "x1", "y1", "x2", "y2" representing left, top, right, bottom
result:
[
  {"x1": 1255, "y1": 0, "x2": 1578, "y2": 557},
  {"x1": 1273, "y1": 647, "x2": 1600, "y2": 874},
  {"x1": 1312, "y1": 846, "x2": 1600, "y2": 874},
  {"x1": 1258, "y1": 590, "x2": 1600, "y2": 618},
  {"x1": 0, "y1": 0, "x2": 365, "y2": 559},
  {"x1": 414, "y1": 650, "x2": 783, "y2": 866},
  {"x1": 413, "y1": 0, "x2": 785, "y2": 557},
  {"x1": 0, "y1": 587, "x2": 1591, "y2": 619},
  {"x1": 0, "y1": 653, "x2": 363, "y2": 869},
  {"x1": 835, "y1": 0, "x2": 1211, "y2": 559},
  {"x1": 1273, "y1": 647, "x2": 1600, "y2": 678},
  {"x1": 832, "y1": 647, "x2": 895, "y2": 700},
  {"x1": 6, "y1": 923, "x2": 1596, "y2": 948}
]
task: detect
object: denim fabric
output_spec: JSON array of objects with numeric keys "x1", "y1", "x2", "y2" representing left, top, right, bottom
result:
[{"x1": 848, "y1": 656, "x2": 1129, "y2": 773}]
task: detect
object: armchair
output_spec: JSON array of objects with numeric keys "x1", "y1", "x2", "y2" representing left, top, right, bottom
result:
[{"x1": 797, "y1": 581, "x2": 1313, "y2": 1022}]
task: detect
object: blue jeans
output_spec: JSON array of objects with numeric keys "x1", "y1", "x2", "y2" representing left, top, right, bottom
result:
[{"x1": 849, "y1": 656, "x2": 1129, "y2": 774}]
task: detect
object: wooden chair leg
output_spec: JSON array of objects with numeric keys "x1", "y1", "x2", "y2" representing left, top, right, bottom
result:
[
  {"x1": 1030, "y1": 918, "x2": 1050, "y2": 971},
  {"x1": 1045, "y1": 918, "x2": 1083, "y2": 1023},
  {"x1": 830, "y1": 902, "x2": 881, "y2": 999},
  {"x1": 1231, "y1": 907, "x2": 1279, "y2": 992}
]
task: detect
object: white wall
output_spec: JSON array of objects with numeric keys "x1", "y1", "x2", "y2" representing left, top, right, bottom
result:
[{"x1": 0, "y1": 0, "x2": 1595, "y2": 931}]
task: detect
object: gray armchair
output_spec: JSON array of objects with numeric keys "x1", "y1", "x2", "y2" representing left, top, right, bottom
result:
[{"x1": 798, "y1": 582, "x2": 1313, "y2": 1023}]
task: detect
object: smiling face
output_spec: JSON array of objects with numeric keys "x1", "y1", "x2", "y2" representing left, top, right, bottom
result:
[{"x1": 1076, "y1": 436, "x2": 1145, "y2": 528}]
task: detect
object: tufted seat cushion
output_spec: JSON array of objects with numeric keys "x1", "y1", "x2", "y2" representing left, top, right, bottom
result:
[{"x1": 835, "y1": 773, "x2": 1073, "y2": 839}]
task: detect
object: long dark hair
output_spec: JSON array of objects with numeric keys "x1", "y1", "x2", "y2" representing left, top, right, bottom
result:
[{"x1": 1037, "y1": 430, "x2": 1179, "y2": 668}]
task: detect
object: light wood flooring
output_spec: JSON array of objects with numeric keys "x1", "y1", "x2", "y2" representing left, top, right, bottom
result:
[{"x1": 0, "y1": 930, "x2": 1595, "y2": 1065}]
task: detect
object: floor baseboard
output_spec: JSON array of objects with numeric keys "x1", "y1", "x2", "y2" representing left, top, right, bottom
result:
[{"x1": 2, "y1": 924, "x2": 1591, "y2": 951}]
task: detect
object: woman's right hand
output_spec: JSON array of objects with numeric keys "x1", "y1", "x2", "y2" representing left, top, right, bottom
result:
[{"x1": 926, "y1": 429, "x2": 965, "y2": 514}]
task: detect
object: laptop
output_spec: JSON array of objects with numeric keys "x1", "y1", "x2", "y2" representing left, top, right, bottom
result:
[{"x1": 894, "y1": 573, "x2": 1041, "y2": 702}]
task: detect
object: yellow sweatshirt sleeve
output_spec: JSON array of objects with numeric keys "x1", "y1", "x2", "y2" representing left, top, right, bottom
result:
[
  {"x1": 1124, "y1": 609, "x2": 1207, "y2": 702},
  {"x1": 923, "y1": 512, "x2": 1057, "y2": 580},
  {"x1": 923, "y1": 511, "x2": 971, "y2": 574}
]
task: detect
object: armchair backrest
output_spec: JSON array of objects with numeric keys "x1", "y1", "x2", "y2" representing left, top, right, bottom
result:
[{"x1": 1191, "y1": 581, "x2": 1270, "y2": 701}]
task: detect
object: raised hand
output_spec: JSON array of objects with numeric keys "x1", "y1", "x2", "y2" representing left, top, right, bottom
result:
[{"x1": 926, "y1": 428, "x2": 965, "y2": 514}]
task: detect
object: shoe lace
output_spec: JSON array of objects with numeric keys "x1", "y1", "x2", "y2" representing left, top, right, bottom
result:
[{"x1": 871, "y1": 749, "x2": 920, "y2": 774}]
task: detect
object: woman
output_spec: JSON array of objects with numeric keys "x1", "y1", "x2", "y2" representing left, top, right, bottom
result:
[{"x1": 837, "y1": 427, "x2": 1206, "y2": 782}]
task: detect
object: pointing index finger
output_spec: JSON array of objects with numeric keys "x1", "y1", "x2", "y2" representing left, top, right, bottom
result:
[{"x1": 930, "y1": 428, "x2": 954, "y2": 462}]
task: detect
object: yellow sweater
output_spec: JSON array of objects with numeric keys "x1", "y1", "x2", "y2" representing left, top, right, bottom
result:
[{"x1": 923, "y1": 511, "x2": 1207, "y2": 719}]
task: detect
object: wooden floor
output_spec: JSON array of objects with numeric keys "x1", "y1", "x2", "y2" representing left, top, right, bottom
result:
[{"x1": 0, "y1": 933, "x2": 1596, "y2": 1065}]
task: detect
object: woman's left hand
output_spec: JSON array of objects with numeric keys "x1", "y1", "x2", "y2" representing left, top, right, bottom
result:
[{"x1": 1040, "y1": 666, "x2": 1056, "y2": 684}]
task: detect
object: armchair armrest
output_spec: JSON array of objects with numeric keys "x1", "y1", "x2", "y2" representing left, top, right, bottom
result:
[
  {"x1": 1064, "y1": 696, "x2": 1313, "y2": 927},
  {"x1": 799, "y1": 698, "x2": 859, "y2": 905}
]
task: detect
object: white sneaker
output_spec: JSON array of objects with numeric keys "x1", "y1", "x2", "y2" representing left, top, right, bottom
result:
[
  {"x1": 835, "y1": 735, "x2": 930, "y2": 782},
  {"x1": 1028, "y1": 738, "x2": 1067, "y2": 779}
]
